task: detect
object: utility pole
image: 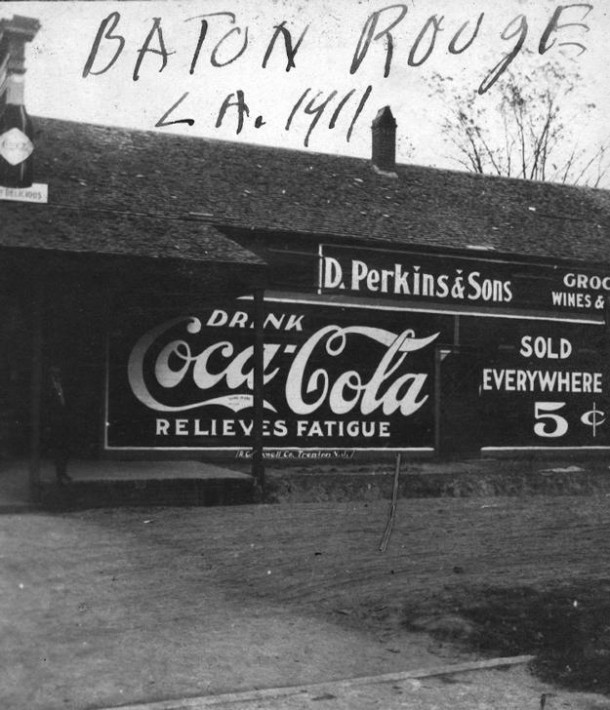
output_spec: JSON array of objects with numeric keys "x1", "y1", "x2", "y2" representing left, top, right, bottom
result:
[{"x1": 252, "y1": 288, "x2": 265, "y2": 494}]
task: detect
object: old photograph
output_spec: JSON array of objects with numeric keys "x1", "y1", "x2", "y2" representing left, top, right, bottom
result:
[{"x1": 1, "y1": 1, "x2": 610, "y2": 708}]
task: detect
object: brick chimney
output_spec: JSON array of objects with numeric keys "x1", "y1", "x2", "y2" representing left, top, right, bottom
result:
[{"x1": 371, "y1": 106, "x2": 397, "y2": 174}]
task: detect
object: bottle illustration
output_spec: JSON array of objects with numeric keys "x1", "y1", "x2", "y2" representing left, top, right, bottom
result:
[
  {"x1": 0, "y1": 76, "x2": 35, "y2": 188},
  {"x1": 0, "y1": 16, "x2": 40, "y2": 188}
]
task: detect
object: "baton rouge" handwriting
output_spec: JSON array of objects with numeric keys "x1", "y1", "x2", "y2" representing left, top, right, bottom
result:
[{"x1": 81, "y1": 4, "x2": 593, "y2": 145}]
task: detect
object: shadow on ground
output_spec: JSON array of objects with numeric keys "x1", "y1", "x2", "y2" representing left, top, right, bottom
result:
[{"x1": 403, "y1": 580, "x2": 610, "y2": 696}]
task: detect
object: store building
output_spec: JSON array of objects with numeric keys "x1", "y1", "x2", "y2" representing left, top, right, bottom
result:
[{"x1": 3, "y1": 16, "x2": 610, "y2": 500}]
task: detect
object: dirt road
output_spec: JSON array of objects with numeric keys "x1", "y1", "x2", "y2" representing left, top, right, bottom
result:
[{"x1": 2, "y1": 495, "x2": 610, "y2": 709}]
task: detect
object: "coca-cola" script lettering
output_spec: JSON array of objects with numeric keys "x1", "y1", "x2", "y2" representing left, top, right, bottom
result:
[{"x1": 127, "y1": 316, "x2": 440, "y2": 418}]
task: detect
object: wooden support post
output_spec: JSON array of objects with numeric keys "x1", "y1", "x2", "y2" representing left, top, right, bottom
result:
[
  {"x1": 434, "y1": 348, "x2": 442, "y2": 455},
  {"x1": 453, "y1": 314, "x2": 460, "y2": 347},
  {"x1": 605, "y1": 296, "x2": 610, "y2": 353},
  {"x1": 604, "y1": 296, "x2": 610, "y2": 416},
  {"x1": 379, "y1": 452, "x2": 402, "y2": 552},
  {"x1": 252, "y1": 288, "x2": 265, "y2": 493},
  {"x1": 29, "y1": 278, "x2": 44, "y2": 505}
]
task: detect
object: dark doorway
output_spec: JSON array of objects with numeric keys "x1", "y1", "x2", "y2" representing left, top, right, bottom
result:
[{"x1": 0, "y1": 286, "x2": 31, "y2": 458}]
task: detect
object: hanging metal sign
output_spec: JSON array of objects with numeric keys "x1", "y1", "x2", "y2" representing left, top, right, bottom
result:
[{"x1": 0, "y1": 182, "x2": 48, "y2": 203}]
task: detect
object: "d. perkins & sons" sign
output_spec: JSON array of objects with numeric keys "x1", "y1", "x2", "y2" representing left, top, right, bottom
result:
[{"x1": 319, "y1": 245, "x2": 610, "y2": 315}]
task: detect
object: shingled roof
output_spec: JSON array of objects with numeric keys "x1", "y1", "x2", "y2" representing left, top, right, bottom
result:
[{"x1": 2, "y1": 116, "x2": 610, "y2": 267}]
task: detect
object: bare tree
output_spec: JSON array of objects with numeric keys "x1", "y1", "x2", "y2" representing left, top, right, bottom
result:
[{"x1": 429, "y1": 58, "x2": 609, "y2": 188}]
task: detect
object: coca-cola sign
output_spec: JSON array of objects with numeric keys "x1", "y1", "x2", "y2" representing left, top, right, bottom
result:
[{"x1": 106, "y1": 301, "x2": 449, "y2": 451}]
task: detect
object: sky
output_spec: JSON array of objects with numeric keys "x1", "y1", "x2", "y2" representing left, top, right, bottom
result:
[{"x1": 3, "y1": 0, "x2": 610, "y2": 186}]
